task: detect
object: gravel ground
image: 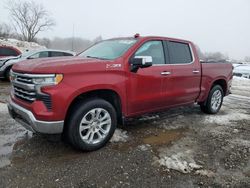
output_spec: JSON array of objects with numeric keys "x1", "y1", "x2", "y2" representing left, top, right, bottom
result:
[{"x1": 0, "y1": 79, "x2": 250, "y2": 188}]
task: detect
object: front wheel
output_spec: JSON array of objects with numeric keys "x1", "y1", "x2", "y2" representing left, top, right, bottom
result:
[
  {"x1": 4, "y1": 67, "x2": 11, "y2": 81},
  {"x1": 65, "y1": 98, "x2": 117, "y2": 151},
  {"x1": 200, "y1": 85, "x2": 224, "y2": 114}
]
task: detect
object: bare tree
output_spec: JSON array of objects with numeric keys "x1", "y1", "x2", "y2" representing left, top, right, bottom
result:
[
  {"x1": 203, "y1": 52, "x2": 228, "y2": 61},
  {"x1": 0, "y1": 23, "x2": 12, "y2": 38},
  {"x1": 7, "y1": 0, "x2": 55, "y2": 42},
  {"x1": 244, "y1": 56, "x2": 250, "y2": 62}
]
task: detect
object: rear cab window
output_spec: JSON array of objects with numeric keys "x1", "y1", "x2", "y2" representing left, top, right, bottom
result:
[{"x1": 166, "y1": 41, "x2": 193, "y2": 64}]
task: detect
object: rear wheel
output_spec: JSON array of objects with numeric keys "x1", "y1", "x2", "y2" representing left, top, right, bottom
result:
[
  {"x1": 200, "y1": 85, "x2": 223, "y2": 114},
  {"x1": 65, "y1": 98, "x2": 117, "y2": 151}
]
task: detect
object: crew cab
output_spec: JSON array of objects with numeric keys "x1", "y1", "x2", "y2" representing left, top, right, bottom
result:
[{"x1": 8, "y1": 35, "x2": 233, "y2": 151}]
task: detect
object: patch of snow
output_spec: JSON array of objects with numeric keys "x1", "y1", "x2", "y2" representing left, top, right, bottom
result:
[
  {"x1": 110, "y1": 128, "x2": 129, "y2": 143},
  {"x1": 0, "y1": 103, "x2": 7, "y2": 113},
  {"x1": 138, "y1": 144, "x2": 151, "y2": 151},
  {"x1": 232, "y1": 129, "x2": 239, "y2": 133},
  {"x1": 195, "y1": 169, "x2": 215, "y2": 177},
  {"x1": 139, "y1": 115, "x2": 159, "y2": 121},
  {"x1": 160, "y1": 123, "x2": 185, "y2": 130},
  {"x1": 231, "y1": 76, "x2": 250, "y2": 97},
  {"x1": 0, "y1": 38, "x2": 45, "y2": 53},
  {"x1": 230, "y1": 138, "x2": 250, "y2": 147},
  {"x1": 229, "y1": 94, "x2": 250, "y2": 100},
  {"x1": 204, "y1": 110, "x2": 250, "y2": 125},
  {"x1": 157, "y1": 150, "x2": 202, "y2": 173}
]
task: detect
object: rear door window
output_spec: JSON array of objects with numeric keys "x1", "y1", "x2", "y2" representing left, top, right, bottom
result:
[
  {"x1": 63, "y1": 52, "x2": 73, "y2": 56},
  {"x1": 29, "y1": 51, "x2": 49, "y2": 59},
  {"x1": 50, "y1": 51, "x2": 65, "y2": 57},
  {"x1": 39, "y1": 51, "x2": 49, "y2": 58},
  {"x1": 167, "y1": 41, "x2": 193, "y2": 64}
]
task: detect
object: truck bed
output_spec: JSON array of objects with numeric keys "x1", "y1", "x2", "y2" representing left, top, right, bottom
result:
[{"x1": 198, "y1": 62, "x2": 233, "y2": 102}]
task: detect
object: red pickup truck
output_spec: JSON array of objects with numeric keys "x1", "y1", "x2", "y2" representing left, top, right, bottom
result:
[{"x1": 8, "y1": 35, "x2": 233, "y2": 151}]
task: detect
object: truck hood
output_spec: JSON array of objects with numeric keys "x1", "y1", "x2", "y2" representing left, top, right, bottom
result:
[{"x1": 12, "y1": 56, "x2": 108, "y2": 74}]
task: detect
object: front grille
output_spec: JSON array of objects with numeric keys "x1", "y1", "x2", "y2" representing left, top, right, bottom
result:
[
  {"x1": 12, "y1": 72, "x2": 52, "y2": 111},
  {"x1": 14, "y1": 86, "x2": 36, "y2": 102},
  {"x1": 16, "y1": 75, "x2": 33, "y2": 84},
  {"x1": 13, "y1": 73, "x2": 36, "y2": 103}
]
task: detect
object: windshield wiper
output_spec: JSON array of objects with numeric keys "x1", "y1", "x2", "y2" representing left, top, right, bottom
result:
[{"x1": 85, "y1": 56, "x2": 109, "y2": 60}]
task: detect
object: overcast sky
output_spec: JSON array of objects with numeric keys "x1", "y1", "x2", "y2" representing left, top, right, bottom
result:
[{"x1": 0, "y1": 0, "x2": 250, "y2": 59}]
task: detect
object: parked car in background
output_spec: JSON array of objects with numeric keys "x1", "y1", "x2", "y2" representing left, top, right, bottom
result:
[
  {"x1": 0, "y1": 45, "x2": 21, "y2": 58},
  {"x1": 0, "y1": 49, "x2": 75, "y2": 80},
  {"x1": 233, "y1": 64, "x2": 250, "y2": 79},
  {"x1": 8, "y1": 34, "x2": 233, "y2": 151}
]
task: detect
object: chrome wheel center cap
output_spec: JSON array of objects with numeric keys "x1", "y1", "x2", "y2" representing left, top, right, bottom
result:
[{"x1": 79, "y1": 108, "x2": 112, "y2": 144}]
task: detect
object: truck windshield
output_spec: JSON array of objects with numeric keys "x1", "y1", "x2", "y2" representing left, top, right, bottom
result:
[{"x1": 79, "y1": 39, "x2": 137, "y2": 60}]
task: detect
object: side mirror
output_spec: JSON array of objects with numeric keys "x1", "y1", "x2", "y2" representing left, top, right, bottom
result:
[{"x1": 130, "y1": 56, "x2": 153, "y2": 72}]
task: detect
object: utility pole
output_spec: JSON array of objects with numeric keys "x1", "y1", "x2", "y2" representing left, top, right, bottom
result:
[{"x1": 72, "y1": 24, "x2": 75, "y2": 51}]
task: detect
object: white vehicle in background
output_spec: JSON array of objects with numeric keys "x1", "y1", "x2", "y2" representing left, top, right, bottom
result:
[
  {"x1": 0, "y1": 49, "x2": 75, "y2": 80},
  {"x1": 233, "y1": 64, "x2": 250, "y2": 79}
]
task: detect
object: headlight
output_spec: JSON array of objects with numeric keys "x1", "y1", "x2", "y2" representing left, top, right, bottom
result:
[{"x1": 32, "y1": 74, "x2": 63, "y2": 85}]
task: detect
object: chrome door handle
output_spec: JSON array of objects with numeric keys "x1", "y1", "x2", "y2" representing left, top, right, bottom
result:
[
  {"x1": 192, "y1": 70, "x2": 200, "y2": 74},
  {"x1": 161, "y1": 71, "x2": 171, "y2": 75}
]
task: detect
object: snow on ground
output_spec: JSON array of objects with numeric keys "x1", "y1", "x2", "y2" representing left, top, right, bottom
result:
[
  {"x1": 110, "y1": 128, "x2": 129, "y2": 143},
  {"x1": 231, "y1": 76, "x2": 250, "y2": 97},
  {"x1": 204, "y1": 108, "x2": 250, "y2": 125},
  {"x1": 230, "y1": 138, "x2": 250, "y2": 147},
  {"x1": 157, "y1": 149, "x2": 202, "y2": 174},
  {"x1": 155, "y1": 135, "x2": 206, "y2": 174},
  {"x1": 139, "y1": 115, "x2": 160, "y2": 121},
  {"x1": 155, "y1": 75, "x2": 250, "y2": 175},
  {"x1": 137, "y1": 144, "x2": 151, "y2": 151},
  {"x1": 0, "y1": 38, "x2": 45, "y2": 52},
  {"x1": 195, "y1": 169, "x2": 215, "y2": 177},
  {"x1": 0, "y1": 103, "x2": 7, "y2": 113}
]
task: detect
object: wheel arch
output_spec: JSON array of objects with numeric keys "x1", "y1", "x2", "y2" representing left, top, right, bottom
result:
[
  {"x1": 64, "y1": 89, "x2": 123, "y2": 129},
  {"x1": 198, "y1": 77, "x2": 228, "y2": 105},
  {"x1": 211, "y1": 78, "x2": 227, "y2": 96}
]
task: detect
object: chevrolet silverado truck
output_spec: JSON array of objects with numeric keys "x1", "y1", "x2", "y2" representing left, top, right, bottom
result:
[{"x1": 8, "y1": 35, "x2": 233, "y2": 151}]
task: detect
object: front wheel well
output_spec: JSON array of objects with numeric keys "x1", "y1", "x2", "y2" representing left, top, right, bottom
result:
[{"x1": 65, "y1": 89, "x2": 123, "y2": 128}]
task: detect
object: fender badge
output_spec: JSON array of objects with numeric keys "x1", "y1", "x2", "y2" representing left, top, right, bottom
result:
[{"x1": 106, "y1": 64, "x2": 122, "y2": 69}]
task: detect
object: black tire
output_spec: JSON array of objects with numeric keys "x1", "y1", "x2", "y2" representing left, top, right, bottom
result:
[
  {"x1": 65, "y1": 98, "x2": 117, "y2": 151},
  {"x1": 200, "y1": 85, "x2": 224, "y2": 114},
  {"x1": 4, "y1": 67, "x2": 11, "y2": 81}
]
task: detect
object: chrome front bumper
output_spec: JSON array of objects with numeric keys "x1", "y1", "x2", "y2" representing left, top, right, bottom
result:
[{"x1": 8, "y1": 98, "x2": 64, "y2": 134}]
